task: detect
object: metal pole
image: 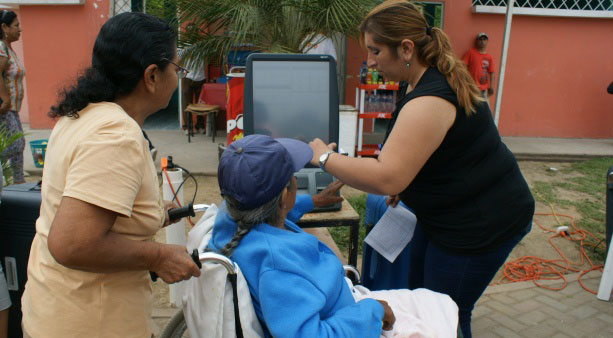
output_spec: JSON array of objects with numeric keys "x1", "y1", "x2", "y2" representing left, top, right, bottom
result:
[
  {"x1": 493, "y1": 0, "x2": 515, "y2": 127},
  {"x1": 598, "y1": 168, "x2": 613, "y2": 301},
  {"x1": 606, "y1": 166, "x2": 613, "y2": 254}
]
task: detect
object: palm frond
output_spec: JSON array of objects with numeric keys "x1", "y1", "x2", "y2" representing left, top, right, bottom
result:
[{"x1": 167, "y1": 0, "x2": 380, "y2": 68}]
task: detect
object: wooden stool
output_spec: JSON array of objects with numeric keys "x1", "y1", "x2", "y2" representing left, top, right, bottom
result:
[{"x1": 185, "y1": 103, "x2": 219, "y2": 143}]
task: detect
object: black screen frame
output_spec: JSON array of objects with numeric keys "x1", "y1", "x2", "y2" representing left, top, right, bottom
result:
[{"x1": 243, "y1": 53, "x2": 339, "y2": 145}]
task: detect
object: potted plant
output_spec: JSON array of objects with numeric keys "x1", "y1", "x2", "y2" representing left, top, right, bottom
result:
[{"x1": 0, "y1": 123, "x2": 24, "y2": 186}]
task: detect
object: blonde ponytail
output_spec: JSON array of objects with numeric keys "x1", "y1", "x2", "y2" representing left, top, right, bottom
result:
[{"x1": 360, "y1": 0, "x2": 484, "y2": 115}]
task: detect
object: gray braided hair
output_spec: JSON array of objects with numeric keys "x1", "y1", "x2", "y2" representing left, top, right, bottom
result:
[{"x1": 218, "y1": 181, "x2": 290, "y2": 257}]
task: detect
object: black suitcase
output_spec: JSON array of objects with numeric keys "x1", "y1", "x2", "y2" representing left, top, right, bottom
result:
[{"x1": 0, "y1": 182, "x2": 41, "y2": 338}]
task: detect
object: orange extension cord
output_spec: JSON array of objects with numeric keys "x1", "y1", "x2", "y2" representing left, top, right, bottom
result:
[
  {"x1": 162, "y1": 168, "x2": 195, "y2": 227},
  {"x1": 492, "y1": 203, "x2": 605, "y2": 294}
]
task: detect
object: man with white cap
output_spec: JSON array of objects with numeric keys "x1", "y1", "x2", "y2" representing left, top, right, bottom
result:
[{"x1": 462, "y1": 32, "x2": 495, "y2": 100}]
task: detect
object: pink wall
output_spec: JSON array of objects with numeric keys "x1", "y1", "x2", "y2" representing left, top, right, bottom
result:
[
  {"x1": 20, "y1": 0, "x2": 109, "y2": 128},
  {"x1": 345, "y1": 1, "x2": 613, "y2": 138}
]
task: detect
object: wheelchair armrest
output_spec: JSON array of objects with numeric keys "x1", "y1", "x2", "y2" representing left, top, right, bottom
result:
[
  {"x1": 199, "y1": 251, "x2": 238, "y2": 275},
  {"x1": 343, "y1": 265, "x2": 361, "y2": 285}
]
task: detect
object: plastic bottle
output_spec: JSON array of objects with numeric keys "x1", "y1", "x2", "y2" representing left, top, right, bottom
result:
[
  {"x1": 369, "y1": 92, "x2": 377, "y2": 112},
  {"x1": 373, "y1": 92, "x2": 382, "y2": 113},
  {"x1": 366, "y1": 68, "x2": 373, "y2": 85},
  {"x1": 381, "y1": 93, "x2": 388, "y2": 112},
  {"x1": 386, "y1": 93, "x2": 394, "y2": 112},
  {"x1": 359, "y1": 62, "x2": 368, "y2": 84},
  {"x1": 372, "y1": 69, "x2": 379, "y2": 84},
  {"x1": 364, "y1": 93, "x2": 370, "y2": 112}
]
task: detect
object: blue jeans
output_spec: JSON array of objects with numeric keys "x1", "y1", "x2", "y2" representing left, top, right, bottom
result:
[{"x1": 408, "y1": 222, "x2": 531, "y2": 338}]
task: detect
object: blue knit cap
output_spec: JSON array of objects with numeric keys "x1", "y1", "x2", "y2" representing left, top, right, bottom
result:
[{"x1": 218, "y1": 134, "x2": 313, "y2": 209}]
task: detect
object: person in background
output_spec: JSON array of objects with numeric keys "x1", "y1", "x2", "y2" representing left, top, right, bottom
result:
[
  {"x1": 0, "y1": 10, "x2": 25, "y2": 184},
  {"x1": 180, "y1": 53, "x2": 206, "y2": 135},
  {"x1": 21, "y1": 13, "x2": 200, "y2": 338},
  {"x1": 462, "y1": 32, "x2": 495, "y2": 100},
  {"x1": 302, "y1": 32, "x2": 337, "y2": 61},
  {"x1": 309, "y1": 1, "x2": 534, "y2": 337}
]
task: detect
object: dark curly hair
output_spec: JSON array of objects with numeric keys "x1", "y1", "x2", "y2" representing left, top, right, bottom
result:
[
  {"x1": 49, "y1": 12, "x2": 176, "y2": 118},
  {"x1": 0, "y1": 10, "x2": 17, "y2": 40}
]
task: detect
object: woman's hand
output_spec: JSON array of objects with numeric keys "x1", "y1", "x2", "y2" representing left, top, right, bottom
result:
[
  {"x1": 162, "y1": 200, "x2": 179, "y2": 227},
  {"x1": 311, "y1": 180, "x2": 344, "y2": 208},
  {"x1": 151, "y1": 244, "x2": 201, "y2": 284},
  {"x1": 0, "y1": 100, "x2": 10, "y2": 114},
  {"x1": 376, "y1": 299, "x2": 396, "y2": 331},
  {"x1": 385, "y1": 195, "x2": 400, "y2": 208},
  {"x1": 308, "y1": 138, "x2": 336, "y2": 166}
]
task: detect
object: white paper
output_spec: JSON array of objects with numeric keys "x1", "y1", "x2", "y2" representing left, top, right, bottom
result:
[{"x1": 364, "y1": 205, "x2": 417, "y2": 263}]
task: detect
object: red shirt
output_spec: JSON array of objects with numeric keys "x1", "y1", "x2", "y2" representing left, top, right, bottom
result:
[{"x1": 462, "y1": 48, "x2": 494, "y2": 91}]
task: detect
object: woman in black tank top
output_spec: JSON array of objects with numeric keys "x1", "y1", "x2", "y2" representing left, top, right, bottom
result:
[{"x1": 308, "y1": 2, "x2": 534, "y2": 337}]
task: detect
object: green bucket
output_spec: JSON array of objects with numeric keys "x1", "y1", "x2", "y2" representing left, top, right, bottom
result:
[{"x1": 29, "y1": 139, "x2": 48, "y2": 168}]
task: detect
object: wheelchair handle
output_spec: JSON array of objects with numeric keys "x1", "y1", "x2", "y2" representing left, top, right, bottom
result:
[
  {"x1": 150, "y1": 249, "x2": 202, "y2": 282},
  {"x1": 198, "y1": 252, "x2": 238, "y2": 275},
  {"x1": 168, "y1": 203, "x2": 210, "y2": 222}
]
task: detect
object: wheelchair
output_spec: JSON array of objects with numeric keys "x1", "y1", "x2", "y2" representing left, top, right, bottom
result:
[
  {"x1": 159, "y1": 203, "x2": 460, "y2": 337},
  {"x1": 159, "y1": 252, "x2": 361, "y2": 338}
]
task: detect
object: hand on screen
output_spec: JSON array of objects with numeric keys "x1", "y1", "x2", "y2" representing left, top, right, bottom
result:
[{"x1": 308, "y1": 138, "x2": 337, "y2": 166}]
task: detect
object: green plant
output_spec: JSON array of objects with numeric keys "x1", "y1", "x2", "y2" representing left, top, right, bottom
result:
[
  {"x1": 329, "y1": 193, "x2": 367, "y2": 257},
  {"x1": 530, "y1": 157, "x2": 612, "y2": 261},
  {"x1": 145, "y1": 0, "x2": 178, "y2": 28},
  {"x1": 169, "y1": 0, "x2": 381, "y2": 68},
  {"x1": 0, "y1": 122, "x2": 24, "y2": 186}
]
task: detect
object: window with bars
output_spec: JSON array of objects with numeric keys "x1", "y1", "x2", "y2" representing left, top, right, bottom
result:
[
  {"x1": 110, "y1": 0, "x2": 143, "y2": 17},
  {"x1": 472, "y1": 0, "x2": 613, "y2": 17}
]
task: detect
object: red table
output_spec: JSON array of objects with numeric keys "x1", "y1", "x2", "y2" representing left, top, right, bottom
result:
[{"x1": 197, "y1": 79, "x2": 245, "y2": 145}]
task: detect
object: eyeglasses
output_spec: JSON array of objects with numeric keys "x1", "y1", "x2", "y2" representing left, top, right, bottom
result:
[{"x1": 162, "y1": 58, "x2": 189, "y2": 79}]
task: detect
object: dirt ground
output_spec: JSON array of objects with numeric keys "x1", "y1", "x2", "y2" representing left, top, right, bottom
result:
[
  {"x1": 340, "y1": 161, "x2": 599, "y2": 285},
  {"x1": 24, "y1": 160, "x2": 602, "y2": 312},
  {"x1": 494, "y1": 161, "x2": 597, "y2": 284}
]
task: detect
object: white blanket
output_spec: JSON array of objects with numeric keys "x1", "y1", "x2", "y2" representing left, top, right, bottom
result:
[{"x1": 347, "y1": 278, "x2": 458, "y2": 338}]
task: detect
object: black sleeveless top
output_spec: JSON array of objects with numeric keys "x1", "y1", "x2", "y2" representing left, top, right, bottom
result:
[{"x1": 384, "y1": 67, "x2": 534, "y2": 255}]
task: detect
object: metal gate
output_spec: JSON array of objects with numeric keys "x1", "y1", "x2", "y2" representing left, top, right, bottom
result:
[{"x1": 110, "y1": 0, "x2": 143, "y2": 16}]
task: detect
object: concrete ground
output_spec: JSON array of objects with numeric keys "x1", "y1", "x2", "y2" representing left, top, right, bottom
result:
[
  {"x1": 20, "y1": 125, "x2": 613, "y2": 337},
  {"x1": 21, "y1": 126, "x2": 613, "y2": 176}
]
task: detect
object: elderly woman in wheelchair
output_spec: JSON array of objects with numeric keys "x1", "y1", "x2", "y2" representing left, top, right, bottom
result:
[{"x1": 201, "y1": 134, "x2": 458, "y2": 338}]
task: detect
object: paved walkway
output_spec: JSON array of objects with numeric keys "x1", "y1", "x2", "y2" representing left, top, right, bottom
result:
[
  {"x1": 473, "y1": 272, "x2": 612, "y2": 337},
  {"x1": 21, "y1": 125, "x2": 613, "y2": 337}
]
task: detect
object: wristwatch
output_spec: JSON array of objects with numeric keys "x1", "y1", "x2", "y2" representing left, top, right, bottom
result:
[{"x1": 319, "y1": 151, "x2": 334, "y2": 172}]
